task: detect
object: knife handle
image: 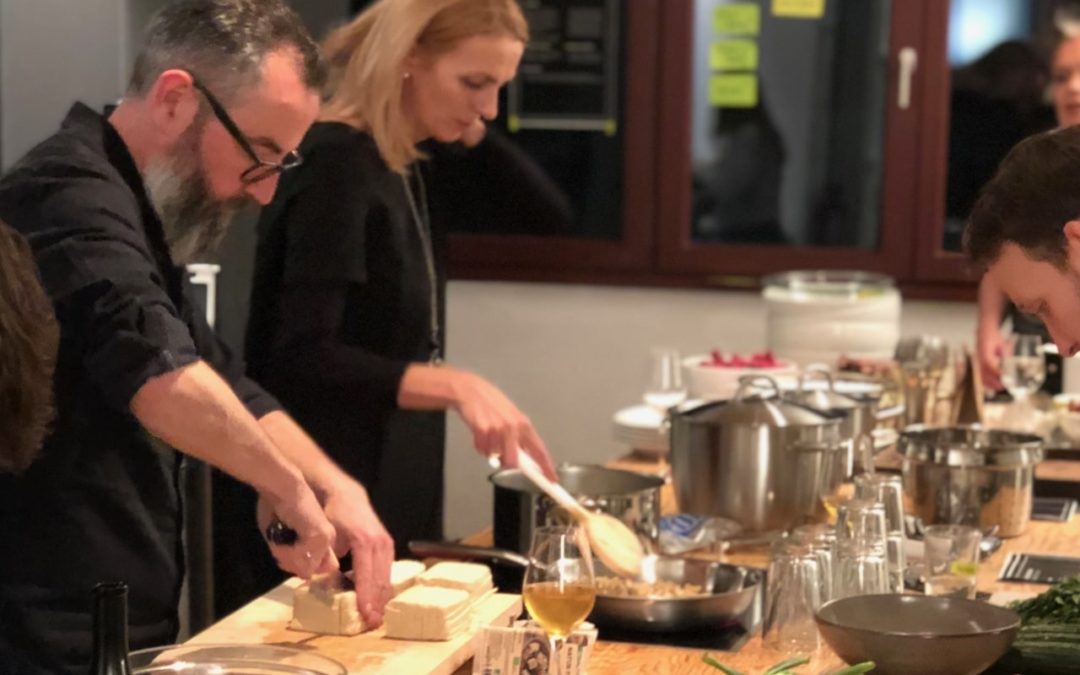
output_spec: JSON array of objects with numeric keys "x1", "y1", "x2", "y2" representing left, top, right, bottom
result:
[{"x1": 265, "y1": 517, "x2": 299, "y2": 546}]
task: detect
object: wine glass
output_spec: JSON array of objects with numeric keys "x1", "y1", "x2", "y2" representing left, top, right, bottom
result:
[
  {"x1": 522, "y1": 526, "x2": 596, "y2": 673},
  {"x1": 643, "y1": 347, "x2": 686, "y2": 410},
  {"x1": 1001, "y1": 334, "x2": 1045, "y2": 401}
]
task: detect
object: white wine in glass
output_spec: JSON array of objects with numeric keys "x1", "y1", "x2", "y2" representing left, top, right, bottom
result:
[{"x1": 522, "y1": 526, "x2": 596, "y2": 671}]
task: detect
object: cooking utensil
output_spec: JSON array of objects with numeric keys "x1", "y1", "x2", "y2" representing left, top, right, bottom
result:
[
  {"x1": 815, "y1": 594, "x2": 1020, "y2": 675},
  {"x1": 515, "y1": 451, "x2": 644, "y2": 578},
  {"x1": 408, "y1": 541, "x2": 763, "y2": 633},
  {"x1": 899, "y1": 426, "x2": 1044, "y2": 538},
  {"x1": 491, "y1": 464, "x2": 663, "y2": 555},
  {"x1": 669, "y1": 376, "x2": 841, "y2": 534}
]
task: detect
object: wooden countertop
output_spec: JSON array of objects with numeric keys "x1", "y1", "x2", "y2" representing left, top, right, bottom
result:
[{"x1": 193, "y1": 450, "x2": 1080, "y2": 675}]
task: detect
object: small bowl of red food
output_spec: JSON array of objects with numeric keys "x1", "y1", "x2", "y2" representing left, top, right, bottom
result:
[{"x1": 682, "y1": 350, "x2": 798, "y2": 400}]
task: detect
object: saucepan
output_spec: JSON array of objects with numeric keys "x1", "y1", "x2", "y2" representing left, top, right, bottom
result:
[
  {"x1": 490, "y1": 464, "x2": 664, "y2": 555},
  {"x1": 408, "y1": 541, "x2": 763, "y2": 633}
]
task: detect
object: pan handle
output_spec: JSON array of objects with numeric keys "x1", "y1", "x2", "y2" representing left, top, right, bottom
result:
[{"x1": 408, "y1": 540, "x2": 530, "y2": 568}]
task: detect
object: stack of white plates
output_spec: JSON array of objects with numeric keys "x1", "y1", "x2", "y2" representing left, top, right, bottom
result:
[{"x1": 612, "y1": 404, "x2": 668, "y2": 454}]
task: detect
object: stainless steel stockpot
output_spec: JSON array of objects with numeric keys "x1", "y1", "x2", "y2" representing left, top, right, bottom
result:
[
  {"x1": 899, "y1": 426, "x2": 1044, "y2": 538},
  {"x1": 669, "y1": 376, "x2": 841, "y2": 534}
]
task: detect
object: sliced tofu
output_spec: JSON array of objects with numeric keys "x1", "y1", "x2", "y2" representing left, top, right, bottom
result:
[
  {"x1": 383, "y1": 585, "x2": 472, "y2": 641},
  {"x1": 416, "y1": 561, "x2": 493, "y2": 602},
  {"x1": 291, "y1": 573, "x2": 365, "y2": 636},
  {"x1": 391, "y1": 559, "x2": 425, "y2": 595},
  {"x1": 290, "y1": 559, "x2": 427, "y2": 636}
]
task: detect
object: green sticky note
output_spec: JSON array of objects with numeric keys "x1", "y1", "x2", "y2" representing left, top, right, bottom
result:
[
  {"x1": 773, "y1": 0, "x2": 826, "y2": 19},
  {"x1": 709, "y1": 40, "x2": 759, "y2": 71},
  {"x1": 709, "y1": 73, "x2": 758, "y2": 108},
  {"x1": 713, "y1": 4, "x2": 761, "y2": 35}
]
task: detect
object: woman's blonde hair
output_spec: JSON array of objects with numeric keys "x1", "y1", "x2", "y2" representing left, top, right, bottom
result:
[{"x1": 322, "y1": 0, "x2": 528, "y2": 174}]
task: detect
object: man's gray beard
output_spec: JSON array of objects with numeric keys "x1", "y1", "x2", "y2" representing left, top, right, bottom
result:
[{"x1": 143, "y1": 128, "x2": 245, "y2": 266}]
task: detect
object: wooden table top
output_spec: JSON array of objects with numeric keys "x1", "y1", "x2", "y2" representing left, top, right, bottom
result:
[{"x1": 449, "y1": 451, "x2": 1080, "y2": 674}]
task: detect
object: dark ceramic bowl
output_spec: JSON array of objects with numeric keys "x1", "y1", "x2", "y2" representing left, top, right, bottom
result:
[{"x1": 815, "y1": 594, "x2": 1020, "y2": 675}]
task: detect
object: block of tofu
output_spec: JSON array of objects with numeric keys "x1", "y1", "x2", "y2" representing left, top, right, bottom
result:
[
  {"x1": 290, "y1": 560, "x2": 428, "y2": 636},
  {"x1": 290, "y1": 573, "x2": 365, "y2": 636},
  {"x1": 391, "y1": 559, "x2": 425, "y2": 595},
  {"x1": 416, "y1": 561, "x2": 493, "y2": 602},
  {"x1": 383, "y1": 585, "x2": 473, "y2": 641}
]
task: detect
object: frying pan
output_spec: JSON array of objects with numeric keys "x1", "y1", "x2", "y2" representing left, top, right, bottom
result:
[{"x1": 408, "y1": 541, "x2": 763, "y2": 633}]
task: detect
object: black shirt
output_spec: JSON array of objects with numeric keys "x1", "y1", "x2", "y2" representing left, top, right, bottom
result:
[
  {"x1": 0, "y1": 104, "x2": 280, "y2": 673},
  {"x1": 243, "y1": 122, "x2": 446, "y2": 559}
]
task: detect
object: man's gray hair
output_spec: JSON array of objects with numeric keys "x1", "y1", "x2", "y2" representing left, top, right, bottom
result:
[{"x1": 128, "y1": 0, "x2": 324, "y2": 104}]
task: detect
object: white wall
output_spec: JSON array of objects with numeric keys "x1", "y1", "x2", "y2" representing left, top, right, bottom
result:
[
  {"x1": 0, "y1": 0, "x2": 128, "y2": 169},
  {"x1": 441, "y1": 281, "x2": 978, "y2": 539}
]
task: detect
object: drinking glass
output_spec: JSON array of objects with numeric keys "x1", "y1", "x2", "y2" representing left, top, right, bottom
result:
[
  {"x1": 790, "y1": 524, "x2": 836, "y2": 604},
  {"x1": 764, "y1": 540, "x2": 823, "y2": 654},
  {"x1": 835, "y1": 498, "x2": 888, "y2": 546},
  {"x1": 923, "y1": 524, "x2": 981, "y2": 600},
  {"x1": 854, "y1": 474, "x2": 907, "y2": 593},
  {"x1": 1001, "y1": 334, "x2": 1045, "y2": 401},
  {"x1": 833, "y1": 538, "x2": 889, "y2": 599},
  {"x1": 644, "y1": 347, "x2": 686, "y2": 410},
  {"x1": 522, "y1": 526, "x2": 597, "y2": 670}
]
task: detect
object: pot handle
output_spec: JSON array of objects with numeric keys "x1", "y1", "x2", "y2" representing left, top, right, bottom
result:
[
  {"x1": 407, "y1": 540, "x2": 530, "y2": 568},
  {"x1": 735, "y1": 374, "x2": 781, "y2": 400},
  {"x1": 798, "y1": 366, "x2": 835, "y2": 392}
]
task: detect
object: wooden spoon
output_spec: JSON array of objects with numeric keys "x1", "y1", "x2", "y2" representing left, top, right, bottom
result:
[{"x1": 516, "y1": 451, "x2": 645, "y2": 578}]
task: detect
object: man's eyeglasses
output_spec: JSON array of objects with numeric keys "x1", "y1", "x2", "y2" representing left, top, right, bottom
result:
[{"x1": 191, "y1": 77, "x2": 302, "y2": 184}]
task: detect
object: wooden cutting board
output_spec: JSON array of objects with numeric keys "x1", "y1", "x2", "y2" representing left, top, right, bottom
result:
[{"x1": 187, "y1": 578, "x2": 522, "y2": 675}]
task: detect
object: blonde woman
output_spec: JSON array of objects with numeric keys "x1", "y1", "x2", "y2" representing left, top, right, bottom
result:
[{"x1": 229, "y1": 0, "x2": 557, "y2": 594}]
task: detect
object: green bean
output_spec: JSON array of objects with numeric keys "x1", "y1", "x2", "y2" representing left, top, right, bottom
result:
[
  {"x1": 826, "y1": 662, "x2": 876, "y2": 675},
  {"x1": 764, "y1": 656, "x2": 811, "y2": 675},
  {"x1": 701, "y1": 652, "x2": 746, "y2": 675}
]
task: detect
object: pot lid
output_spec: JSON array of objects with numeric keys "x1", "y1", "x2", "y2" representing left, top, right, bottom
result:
[
  {"x1": 899, "y1": 426, "x2": 1044, "y2": 467},
  {"x1": 785, "y1": 369, "x2": 863, "y2": 415},
  {"x1": 676, "y1": 376, "x2": 840, "y2": 428}
]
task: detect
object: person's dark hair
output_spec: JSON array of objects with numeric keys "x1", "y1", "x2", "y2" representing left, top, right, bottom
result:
[
  {"x1": 965, "y1": 125, "x2": 1080, "y2": 269},
  {"x1": 128, "y1": 0, "x2": 324, "y2": 104},
  {"x1": 0, "y1": 221, "x2": 58, "y2": 474}
]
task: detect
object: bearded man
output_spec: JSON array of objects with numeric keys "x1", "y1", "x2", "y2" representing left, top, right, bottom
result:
[{"x1": 0, "y1": 2, "x2": 393, "y2": 671}]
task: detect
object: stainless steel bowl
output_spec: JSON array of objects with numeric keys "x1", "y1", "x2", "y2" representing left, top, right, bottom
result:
[{"x1": 899, "y1": 426, "x2": 1044, "y2": 538}]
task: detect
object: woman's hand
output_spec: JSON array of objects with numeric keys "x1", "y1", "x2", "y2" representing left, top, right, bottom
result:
[
  {"x1": 398, "y1": 364, "x2": 558, "y2": 480},
  {"x1": 450, "y1": 370, "x2": 558, "y2": 479}
]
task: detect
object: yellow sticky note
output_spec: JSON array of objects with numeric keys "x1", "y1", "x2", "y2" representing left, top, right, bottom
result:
[
  {"x1": 773, "y1": 0, "x2": 826, "y2": 19},
  {"x1": 709, "y1": 74, "x2": 758, "y2": 108},
  {"x1": 709, "y1": 40, "x2": 759, "y2": 71},
  {"x1": 713, "y1": 4, "x2": 761, "y2": 35}
]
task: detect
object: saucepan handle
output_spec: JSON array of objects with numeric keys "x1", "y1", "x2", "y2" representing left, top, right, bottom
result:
[{"x1": 408, "y1": 540, "x2": 530, "y2": 568}]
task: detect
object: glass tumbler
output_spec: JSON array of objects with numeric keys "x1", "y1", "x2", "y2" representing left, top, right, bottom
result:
[
  {"x1": 764, "y1": 540, "x2": 823, "y2": 654},
  {"x1": 854, "y1": 474, "x2": 906, "y2": 593},
  {"x1": 923, "y1": 524, "x2": 981, "y2": 600}
]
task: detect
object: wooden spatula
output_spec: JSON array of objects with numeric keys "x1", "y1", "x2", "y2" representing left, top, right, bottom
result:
[{"x1": 515, "y1": 451, "x2": 645, "y2": 578}]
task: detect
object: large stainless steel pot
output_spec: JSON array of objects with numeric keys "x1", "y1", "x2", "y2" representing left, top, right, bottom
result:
[
  {"x1": 899, "y1": 426, "x2": 1044, "y2": 538},
  {"x1": 490, "y1": 464, "x2": 663, "y2": 555},
  {"x1": 669, "y1": 376, "x2": 842, "y2": 534}
]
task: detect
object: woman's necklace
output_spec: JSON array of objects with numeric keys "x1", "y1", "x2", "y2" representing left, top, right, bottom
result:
[{"x1": 400, "y1": 169, "x2": 442, "y2": 364}]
